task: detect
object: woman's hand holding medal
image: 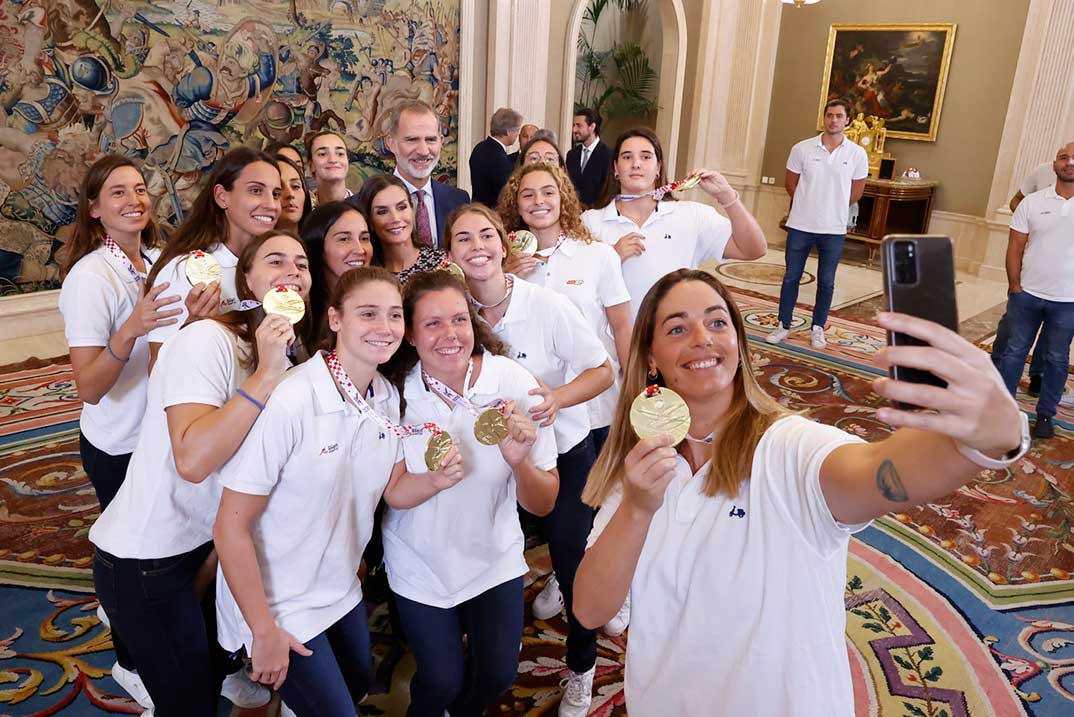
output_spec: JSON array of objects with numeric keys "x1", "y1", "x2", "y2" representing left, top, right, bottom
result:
[
  {"x1": 622, "y1": 435, "x2": 679, "y2": 516},
  {"x1": 254, "y1": 313, "x2": 294, "y2": 379},
  {"x1": 503, "y1": 251, "x2": 540, "y2": 278},
  {"x1": 498, "y1": 401, "x2": 537, "y2": 467},
  {"x1": 695, "y1": 169, "x2": 738, "y2": 206},
  {"x1": 185, "y1": 280, "x2": 222, "y2": 321},
  {"x1": 528, "y1": 377, "x2": 560, "y2": 427},
  {"x1": 427, "y1": 443, "x2": 465, "y2": 491}
]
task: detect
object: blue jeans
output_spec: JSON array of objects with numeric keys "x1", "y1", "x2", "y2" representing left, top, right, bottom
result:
[
  {"x1": 995, "y1": 291, "x2": 1074, "y2": 417},
  {"x1": 395, "y1": 577, "x2": 524, "y2": 717},
  {"x1": 992, "y1": 311, "x2": 1044, "y2": 378},
  {"x1": 277, "y1": 602, "x2": 373, "y2": 717},
  {"x1": 93, "y1": 542, "x2": 236, "y2": 717},
  {"x1": 778, "y1": 228, "x2": 845, "y2": 329}
]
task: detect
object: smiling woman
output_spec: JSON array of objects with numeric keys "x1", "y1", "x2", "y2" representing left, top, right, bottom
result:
[
  {"x1": 143, "y1": 147, "x2": 283, "y2": 365},
  {"x1": 356, "y1": 174, "x2": 445, "y2": 284}
]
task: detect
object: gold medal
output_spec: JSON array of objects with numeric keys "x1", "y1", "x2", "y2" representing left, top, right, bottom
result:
[
  {"x1": 425, "y1": 431, "x2": 453, "y2": 471},
  {"x1": 261, "y1": 285, "x2": 305, "y2": 324},
  {"x1": 630, "y1": 385, "x2": 691, "y2": 445},
  {"x1": 473, "y1": 408, "x2": 509, "y2": 446},
  {"x1": 185, "y1": 250, "x2": 221, "y2": 285},
  {"x1": 509, "y1": 230, "x2": 538, "y2": 256},
  {"x1": 676, "y1": 172, "x2": 703, "y2": 191},
  {"x1": 439, "y1": 261, "x2": 465, "y2": 280}
]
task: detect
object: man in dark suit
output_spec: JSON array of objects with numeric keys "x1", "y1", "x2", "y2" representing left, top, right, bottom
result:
[
  {"x1": 469, "y1": 107, "x2": 522, "y2": 207},
  {"x1": 383, "y1": 99, "x2": 469, "y2": 248},
  {"x1": 566, "y1": 108, "x2": 612, "y2": 207}
]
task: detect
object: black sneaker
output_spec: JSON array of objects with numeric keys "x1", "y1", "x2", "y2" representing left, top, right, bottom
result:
[
  {"x1": 1033, "y1": 414, "x2": 1054, "y2": 439},
  {"x1": 1028, "y1": 374, "x2": 1042, "y2": 397}
]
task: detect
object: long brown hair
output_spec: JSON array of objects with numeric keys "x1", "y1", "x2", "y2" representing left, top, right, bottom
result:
[
  {"x1": 381, "y1": 268, "x2": 508, "y2": 417},
  {"x1": 357, "y1": 173, "x2": 419, "y2": 266},
  {"x1": 583, "y1": 269, "x2": 787, "y2": 505},
  {"x1": 212, "y1": 230, "x2": 315, "y2": 370},
  {"x1": 497, "y1": 162, "x2": 595, "y2": 244},
  {"x1": 593, "y1": 127, "x2": 673, "y2": 209},
  {"x1": 323, "y1": 265, "x2": 401, "y2": 351},
  {"x1": 62, "y1": 156, "x2": 165, "y2": 276},
  {"x1": 146, "y1": 147, "x2": 279, "y2": 290}
]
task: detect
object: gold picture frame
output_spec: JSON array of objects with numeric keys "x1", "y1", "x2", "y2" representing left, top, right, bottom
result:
[{"x1": 816, "y1": 24, "x2": 957, "y2": 142}]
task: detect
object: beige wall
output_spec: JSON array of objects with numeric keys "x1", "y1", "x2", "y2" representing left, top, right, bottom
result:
[{"x1": 760, "y1": 0, "x2": 1029, "y2": 217}]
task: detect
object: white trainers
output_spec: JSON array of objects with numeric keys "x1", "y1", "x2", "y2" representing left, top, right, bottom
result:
[
  {"x1": 558, "y1": 666, "x2": 595, "y2": 717},
  {"x1": 765, "y1": 325, "x2": 789, "y2": 344},
  {"x1": 221, "y1": 670, "x2": 271, "y2": 708},
  {"x1": 810, "y1": 325, "x2": 827, "y2": 349},
  {"x1": 603, "y1": 593, "x2": 631, "y2": 636},
  {"x1": 280, "y1": 701, "x2": 297, "y2": 717},
  {"x1": 533, "y1": 573, "x2": 564, "y2": 620},
  {"x1": 112, "y1": 662, "x2": 154, "y2": 709},
  {"x1": 96, "y1": 604, "x2": 111, "y2": 627},
  {"x1": 1060, "y1": 390, "x2": 1074, "y2": 408}
]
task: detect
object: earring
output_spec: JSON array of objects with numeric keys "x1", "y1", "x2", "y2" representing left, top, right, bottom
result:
[{"x1": 646, "y1": 368, "x2": 659, "y2": 384}]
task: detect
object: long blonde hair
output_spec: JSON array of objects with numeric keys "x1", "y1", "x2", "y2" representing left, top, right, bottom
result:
[
  {"x1": 497, "y1": 162, "x2": 595, "y2": 244},
  {"x1": 583, "y1": 269, "x2": 788, "y2": 505}
]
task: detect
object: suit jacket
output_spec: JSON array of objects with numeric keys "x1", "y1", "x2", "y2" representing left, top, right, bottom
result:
[
  {"x1": 430, "y1": 179, "x2": 470, "y2": 247},
  {"x1": 469, "y1": 136, "x2": 515, "y2": 207},
  {"x1": 566, "y1": 139, "x2": 612, "y2": 207}
]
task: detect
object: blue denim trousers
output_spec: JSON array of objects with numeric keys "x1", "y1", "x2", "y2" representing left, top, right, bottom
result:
[
  {"x1": 994, "y1": 291, "x2": 1074, "y2": 417},
  {"x1": 777, "y1": 228, "x2": 846, "y2": 329}
]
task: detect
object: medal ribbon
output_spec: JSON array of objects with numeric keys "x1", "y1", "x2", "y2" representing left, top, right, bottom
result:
[
  {"x1": 617, "y1": 172, "x2": 703, "y2": 202},
  {"x1": 468, "y1": 274, "x2": 514, "y2": 310},
  {"x1": 103, "y1": 235, "x2": 147, "y2": 284},
  {"x1": 325, "y1": 351, "x2": 443, "y2": 438},
  {"x1": 421, "y1": 359, "x2": 507, "y2": 417}
]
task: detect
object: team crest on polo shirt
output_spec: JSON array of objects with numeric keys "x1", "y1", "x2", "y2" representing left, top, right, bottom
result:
[
  {"x1": 320, "y1": 443, "x2": 339, "y2": 455},
  {"x1": 729, "y1": 505, "x2": 745, "y2": 518},
  {"x1": 516, "y1": 351, "x2": 527, "y2": 359},
  {"x1": 566, "y1": 279, "x2": 584, "y2": 286}
]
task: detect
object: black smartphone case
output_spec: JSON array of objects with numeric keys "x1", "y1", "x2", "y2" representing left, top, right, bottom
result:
[{"x1": 882, "y1": 235, "x2": 959, "y2": 392}]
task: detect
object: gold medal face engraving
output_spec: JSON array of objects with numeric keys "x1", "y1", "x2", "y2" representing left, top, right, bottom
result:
[
  {"x1": 185, "y1": 250, "x2": 222, "y2": 285},
  {"x1": 677, "y1": 173, "x2": 703, "y2": 191},
  {"x1": 262, "y1": 285, "x2": 306, "y2": 324},
  {"x1": 425, "y1": 431, "x2": 454, "y2": 471},
  {"x1": 629, "y1": 387, "x2": 691, "y2": 445},
  {"x1": 509, "y1": 230, "x2": 538, "y2": 256},
  {"x1": 474, "y1": 408, "x2": 509, "y2": 446}
]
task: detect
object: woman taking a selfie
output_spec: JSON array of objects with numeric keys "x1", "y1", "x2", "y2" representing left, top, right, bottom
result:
[
  {"x1": 573, "y1": 269, "x2": 1026, "y2": 716},
  {"x1": 90, "y1": 232, "x2": 312, "y2": 715}
]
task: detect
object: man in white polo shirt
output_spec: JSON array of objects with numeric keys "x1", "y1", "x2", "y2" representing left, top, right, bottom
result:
[
  {"x1": 995, "y1": 141, "x2": 1074, "y2": 439},
  {"x1": 768, "y1": 98, "x2": 868, "y2": 349}
]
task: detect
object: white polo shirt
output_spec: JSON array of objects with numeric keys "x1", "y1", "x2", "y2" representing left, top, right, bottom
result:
[
  {"x1": 786, "y1": 134, "x2": 869, "y2": 235},
  {"x1": 59, "y1": 246, "x2": 161, "y2": 455},
  {"x1": 1011, "y1": 186, "x2": 1074, "y2": 302},
  {"x1": 587, "y1": 415, "x2": 867, "y2": 717},
  {"x1": 523, "y1": 237, "x2": 630, "y2": 429},
  {"x1": 582, "y1": 200, "x2": 732, "y2": 321},
  {"x1": 147, "y1": 242, "x2": 240, "y2": 345},
  {"x1": 90, "y1": 320, "x2": 252, "y2": 559},
  {"x1": 491, "y1": 276, "x2": 609, "y2": 452},
  {"x1": 1020, "y1": 161, "x2": 1055, "y2": 196},
  {"x1": 383, "y1": 355, "x2": 558, "y2": 608},
  {"x1": 216, "y1": 353, "x2": 401, "y2": 651}
]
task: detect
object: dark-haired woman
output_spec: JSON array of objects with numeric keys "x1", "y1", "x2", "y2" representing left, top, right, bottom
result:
[
  {"x1": 145, "y1": 146, "x2": 282, "y2": 364},
  {"x1": 276, "y1": 156, "x2": 312, "y2": 235},
  {"x1": 582, "y1": 128, "x2": 767, "y2": 321},
  {"x1": 301, "y1": 201, "x2": 374, "y2": 346},
  {"x1": 90, "y1": 232, "x2": 311, "y2": 716},
  {"x1": 59, "y1": 155, "x2": 181, "y2": 709},
  {"x1": 380, "y1": 270, "x2": 560, "y2": 717},
  {"x1": 574, "y1": 269, "x2": 1025, "y2": 716},
  {"x1": 215, "y1": 267, "x2": 405, "y2": 716},
  {"x1": 354, "y1": 174, "x2": 444, "y2": 284}
]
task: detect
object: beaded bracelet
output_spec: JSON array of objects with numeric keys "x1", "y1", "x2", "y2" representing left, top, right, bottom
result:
[
  {"x1": 719, "y1": 190, "x2": 741, "y2": 209},
  {"x1": 236, "y1": 388, "x2": 265, "y2": 412},
  {"x1": 105, "y1": 341, "x2": 130, "y2": 364}
]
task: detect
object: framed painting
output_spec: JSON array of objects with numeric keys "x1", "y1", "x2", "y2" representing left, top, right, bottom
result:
[{"x1": 816, "y1": 24, "x2": 957, "y2": 142}]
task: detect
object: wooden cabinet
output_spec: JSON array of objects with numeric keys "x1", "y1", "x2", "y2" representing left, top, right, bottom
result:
[{"x1": 849, "y1": 179, "x2": 939, "y2": 259}]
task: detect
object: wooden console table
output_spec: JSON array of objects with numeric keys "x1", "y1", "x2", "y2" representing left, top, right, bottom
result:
[{"x1": 781, "y1": 178, "x2": 939, "y2": 261}]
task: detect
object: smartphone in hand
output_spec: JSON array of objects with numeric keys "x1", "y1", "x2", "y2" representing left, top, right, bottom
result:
[{"x1": 881, "y1": 235, "x2": 959, "y2": 400}]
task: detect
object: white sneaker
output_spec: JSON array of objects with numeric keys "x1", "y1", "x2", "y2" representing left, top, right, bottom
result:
[
  {"x1": 221, "y1": 670, "x2": 271, "y2": 708},
  {"x1": 96, "y1": 604, "x2": 111, "y2": 627},
  {"x1": 1060, "y1": 390, "x2": 1074, "y2": 408},
  {"x1": 533, "y1": 573, "x2": 564, "y2": 620},
  {"x1": 112, "y1": 662, "x2": 154, "y2": 709},
  {"x1": 280, "y1": 701, "x2": 297, "y2": 717},
  {"x1": 810, "y1": 325, "x2": 827, "y2": 349},
  {"x1": 603, "y1": 593, "x2": 630, "y2": 636},
  {"x1": 558, "y1": 666, "x2": 595, "y2": 717},
  {"x1": 766, "y1": 325, "x2": 789, "y2": 344}
]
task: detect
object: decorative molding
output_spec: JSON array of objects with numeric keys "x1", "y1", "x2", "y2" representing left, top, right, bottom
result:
[
  {"x1": 487, "y1": 0, "x2": 550, "y2": 125},
  {"x1": 458, "y1": 0, "x2": 476, "y2": 192}
]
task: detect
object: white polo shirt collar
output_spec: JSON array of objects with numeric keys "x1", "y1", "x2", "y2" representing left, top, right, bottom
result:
[{"x1": 309, "y1": 351, "x2": 390, "y2": 416}]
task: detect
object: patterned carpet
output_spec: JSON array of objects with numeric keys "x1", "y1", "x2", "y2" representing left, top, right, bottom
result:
[{"x1": 1, "y1": 290, "x2": 1072, "y2": 716}]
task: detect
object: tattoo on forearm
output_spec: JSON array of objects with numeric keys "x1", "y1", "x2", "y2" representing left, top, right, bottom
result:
[{"x1": 876, "y1": 460, "x2": 909, "y2": 502}]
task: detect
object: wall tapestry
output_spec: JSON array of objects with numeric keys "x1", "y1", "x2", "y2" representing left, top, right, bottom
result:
[{"x1": 0, "y1": 0, "x2": 461, "y2": 294}]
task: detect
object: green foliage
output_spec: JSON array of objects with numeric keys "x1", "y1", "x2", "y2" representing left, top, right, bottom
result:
[
  {"x1": 923, "y1": 666, "x2": 943, "y2": 682},
  {"x1": 902, "y1": 703, "x2": 928, "y2": 717},
  {"x1": 575, "y1": 0, "x2": 657, "y2": 121},
  {"x1": 847, "y1": 575, "x2": 864, "y2": 591}
]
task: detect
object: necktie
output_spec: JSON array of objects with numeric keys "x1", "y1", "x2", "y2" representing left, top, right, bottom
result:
[
  {"x1": 580, "y1": 146, "x2": 590, "y2": 172},
  {"x1": 414, "y1": 190, "x2": 433, "y2": 247}
]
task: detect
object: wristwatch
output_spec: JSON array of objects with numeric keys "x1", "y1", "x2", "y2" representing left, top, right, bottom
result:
[{"x1": 956, "y1": 412, "x2": 1031, "y2": 470}]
